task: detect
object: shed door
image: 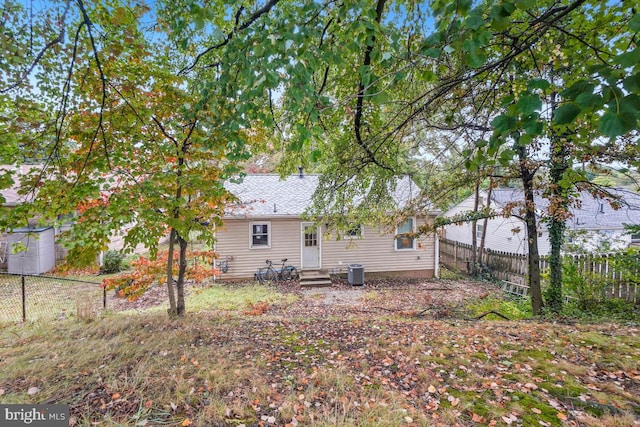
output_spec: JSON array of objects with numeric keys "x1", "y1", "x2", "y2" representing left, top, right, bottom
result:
[{"x1": 301, "y1": 223, "x2": 320, "y2": 269}]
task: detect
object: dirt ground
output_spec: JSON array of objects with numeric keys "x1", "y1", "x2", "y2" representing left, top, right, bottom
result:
[{"x1": 107, "y1": 276, "x2": 500, "y2": 319}]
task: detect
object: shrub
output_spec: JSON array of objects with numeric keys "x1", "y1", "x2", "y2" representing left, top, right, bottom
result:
[
  {"x1": 562, "y1": 261, "x2": 608, "y2": 310},
  {"x1": 102, "y1": 250, "x2": 215, "y2": 300},
  {"x1": 101, "y1": 250, "x2": 126, "y2": 274}
]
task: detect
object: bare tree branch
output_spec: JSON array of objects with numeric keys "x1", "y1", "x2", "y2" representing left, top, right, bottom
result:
[{"x1": 0, "y1": 0, "x2": 71, "y2": 94}]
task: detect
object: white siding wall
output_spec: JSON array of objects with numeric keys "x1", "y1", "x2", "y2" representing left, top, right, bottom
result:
[
  {"x1": 444, "y1": 193, "x2": 551, "y2": 255},
  {"x1": 215, "y1": 217, "x2": 436, "y2": 279}
]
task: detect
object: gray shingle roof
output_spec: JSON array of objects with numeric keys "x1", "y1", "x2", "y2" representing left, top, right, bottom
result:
[
  {"x1": 224, "y1": 174, "x2": 419, "y2": 218},
  {"x1": 489, "y1": 187, "x2": 640, "y2": 230}
]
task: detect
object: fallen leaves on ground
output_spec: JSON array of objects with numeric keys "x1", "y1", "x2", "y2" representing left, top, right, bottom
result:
[{"x1": 1, "y1": 279, "x2": 639, "y2": 427}]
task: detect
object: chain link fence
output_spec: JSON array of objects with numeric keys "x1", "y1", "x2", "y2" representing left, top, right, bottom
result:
[{"x1": 0, "y1": 273, "x2": 107, "y2": 323}]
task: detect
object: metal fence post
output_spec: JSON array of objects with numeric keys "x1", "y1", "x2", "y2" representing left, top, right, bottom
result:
[
  {"x1": 103, "y1": 286, "x2": 107, "y2": 309},
  {"x1": 21, "y1": 275, "x2": 26, "y2": 322}
]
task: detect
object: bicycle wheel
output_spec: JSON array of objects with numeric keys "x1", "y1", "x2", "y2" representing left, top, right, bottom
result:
[
  {"x1": 263, "y1": 268, "x2": 277, "y2": 282},
  {"x1": 255, "y1": 267, "x2": 270, "y2": 283},
  {"x1": 280, "y1": 266, "x2": 293, "y2": 281},
  {"x1": 286, "y1": 267, "x2": 299, "y2": 281}
]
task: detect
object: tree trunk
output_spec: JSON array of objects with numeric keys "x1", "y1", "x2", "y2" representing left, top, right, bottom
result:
[
  {"x1": 547, "y1": 90, "x2": 570, "y2": 314},
  {"x1": 470, "y1": 177, "x2": 481, "y2": 275},
  {"x1": 517, "y1": 142, "x2": 543, "y2": 315},
  {"x1": 166, "y1": 228, "x2": 178, "y2": 317},
  {"x1": 176, "y1": 232, "x2": 188, "y2": 317},
  {"x1": 478, "y1": 177, "x2": 494, "y2": 267},
  {"x1": 547, "y1": 141, "x2": 569, "y2": 313}
]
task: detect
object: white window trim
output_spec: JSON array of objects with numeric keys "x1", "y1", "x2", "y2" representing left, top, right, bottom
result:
[
  {"x1": 249, "y1": 221, "x2": 271, "y2": 249},
  {"x1": 344, "y1": 224, "x2": 364, "y2": 240},
  {"x1": 395, "y1": 217, "x2": 416, "y2": 251}
]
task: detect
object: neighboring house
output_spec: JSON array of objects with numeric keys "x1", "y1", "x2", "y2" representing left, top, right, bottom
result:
[
  {"x1": 214, "y1": 172, "x2": 439, "y2": 280},
  {"x1": 443, "y1": 187, "x2": 640, "y2": 255}
]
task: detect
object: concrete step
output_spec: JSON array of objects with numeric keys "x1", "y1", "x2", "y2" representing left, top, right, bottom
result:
[
  {"x1": 300, "y1": 269, "x2": 329, "y2": 278},
  {"x1": 300, "y1": 279, "x2": 333, "y2": 288},
  {"x1": 299, "y1": 269, "x2": 333, "y2": 288}
]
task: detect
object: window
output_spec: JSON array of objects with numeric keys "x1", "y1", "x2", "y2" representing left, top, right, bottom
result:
[
  {"x1": 476, "y1": 223, "x2": 484, "y2": 239},
  {"x1": 304, "y1": 225, "x2": 318, "y2": 247},
  {"x1": 395, "y1": 218, "x2": 415, "y2": 250},
  {"x1": 631, "y1": 233, "x2": 640, "y2": 243},
  {"x1": 250, "y1": 222, "x2": 270, "y2": 248},
  {"x1": 345, "y1": 224, "x2": 363, "y2": 239}
]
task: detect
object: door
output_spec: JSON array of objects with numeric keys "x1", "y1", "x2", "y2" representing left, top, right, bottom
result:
[{"x1": 301, "y1": 222, "x2": 320, "y2": 269}]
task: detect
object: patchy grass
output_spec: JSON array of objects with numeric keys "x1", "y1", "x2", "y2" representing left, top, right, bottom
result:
[
  {"x1": 187, "y1": 283, "x2": 299, "y2": 312},
  {"x1": 111, "y1": 281, "x2": 297, "y2": 317},
  {"x1": 464, "y1": 296, "x2": 532, "y2": 320},
  {"x1": 1, "y1": 297, "x2": 639, "y2": 427}
]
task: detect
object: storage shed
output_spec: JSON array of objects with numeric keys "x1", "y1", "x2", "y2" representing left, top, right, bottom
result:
[{"x1": 7, "y1": 227, "x2": 56, "y2": 275}]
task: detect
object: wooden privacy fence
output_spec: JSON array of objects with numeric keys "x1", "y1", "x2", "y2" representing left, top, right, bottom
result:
[{"x1": 439, "y1": 238, "x2": 640, "y2": 304}]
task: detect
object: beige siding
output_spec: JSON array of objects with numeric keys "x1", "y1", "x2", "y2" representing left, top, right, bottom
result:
[
  {"x1": 214, "y1": 218, "x2": 302, "y2": 279},
  {"x1": 215, "y1": 217, "x2": 436, "y2": 279},
  {"x1": 321, "y1": 221, "x2": 435, "y2": 276}
]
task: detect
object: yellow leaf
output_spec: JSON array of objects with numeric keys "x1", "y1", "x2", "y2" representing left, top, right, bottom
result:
[
  {"x1": 182, "y1": 419, "x2": 192, "y2": 426},
  {"x1": 111, "y1": 393, "x2": 121, "y2": 400},
  {"x1": 428, "y1": 385, "x2": 437, "y2": 393},
  {"x1": 557, "y1": 412, "x2": 568, "y2": 421}
]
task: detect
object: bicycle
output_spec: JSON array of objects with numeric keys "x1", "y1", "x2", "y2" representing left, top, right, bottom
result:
[{"x1": 255, "y1": 259, "x2": 299, "y2": 283}]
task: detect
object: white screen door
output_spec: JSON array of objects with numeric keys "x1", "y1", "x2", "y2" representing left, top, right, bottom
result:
[{"x1": 301, "y1": 223, "x2": 320, "y2": 269}]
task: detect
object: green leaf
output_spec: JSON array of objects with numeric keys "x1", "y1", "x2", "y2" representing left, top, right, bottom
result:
[
  {"x1": 423, "y1": 48, "x2": 441, "y2": 58},
  {"x1": 629, "y1": 13, "x2": 640, "y2": 32},
  {"x1": 491, "y1": 114, "x2": 516, "y2": 133},
  {"x1": 575, "y1": 92, "x2": 603, "y2": 109},
  {"x1": 613, "y1": 47, "x2": 640, "y2": 68},
  {"x1": 518, "y1": 134, "x2": 533, "y2": 146},
  {"x1": 560, "y1": 80, "x2": 595, "y2": 100},
  {"x1": 372, "y1": 90, "x2": 389, "y2": 103},
  {"x1": 502, "y1": 1, "x2": 516, "y2": 14},
  {"x1": 465, "y1": 51, "x2": 487, "y2": 68},
  {"x1": 527, "y1": 78, "x2": 550, "y2": 91},
  {"x1": 310, "y1": 149, "x2": 322, "y2": 163},
  {"x1": 465, "y1": 12, "x2": 485, "y2": 30},
  {"x1": 498, "y1": 149, "x2": 515, "y2": 166},
  {"x1": 553, "y1": 104, "x2": 581, "y2": 125},
  {"x1": 599, "y1": 111, "x2": 637, "y2": 138},
  {"x1": 523, "y1": 119, "x2": 543, "y2": 136},
  {"x1": 394, "y1": 70, "x2": 407, "y2": 82},
  {"x1": 515, "y1": 0, "x2": 536, "y2": 9},
  {"x1": 516, "y1": 94, "x2": 541, "y2": 116},
  {"x1": 619, "y1": 94, "x2": 640, "y2": 114},
  {"x1": 623, "y1": 72, "x2": 640, "y2": 93}
]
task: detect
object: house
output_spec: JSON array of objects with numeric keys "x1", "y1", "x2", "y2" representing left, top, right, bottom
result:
[
  {"x1": 443, "y1": 187, "x2": 640, "y2": 255},
  {"x1": 213, "y1": 172, "x2": 439, "y2": 280}
]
